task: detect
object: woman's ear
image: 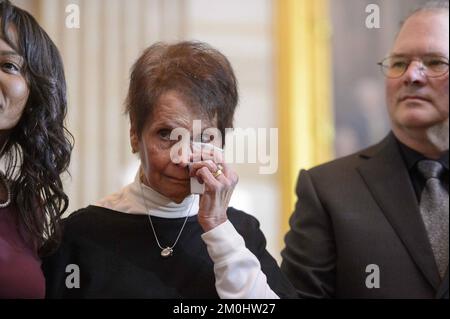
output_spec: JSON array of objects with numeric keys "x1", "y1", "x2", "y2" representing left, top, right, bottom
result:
[{"x1": 130, "y1": 125, "x2": 139, "y2": 154}]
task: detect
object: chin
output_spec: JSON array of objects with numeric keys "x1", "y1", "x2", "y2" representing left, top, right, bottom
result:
[
  {"x1": 164, "y1": 186, "x2": 190, "y2": 203},
  {"x1": 395, "y1": 107, "x2": 440, "y2": 129}
]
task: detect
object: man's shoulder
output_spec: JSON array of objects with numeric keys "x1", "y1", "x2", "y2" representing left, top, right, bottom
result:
[
  {"x1": 307, "y1": 135, "x2": 392, "y2": 177},
  {"x1": 308, "y1": 145, "x2": 374, "y2": 175},
  {"x1": 309, "y1": 135, "x2": 393, "y2": 171}
]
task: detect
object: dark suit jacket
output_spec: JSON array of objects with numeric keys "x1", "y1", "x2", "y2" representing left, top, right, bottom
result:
[{"x1": 281, "y1": 133, "x2": 449, "y2": 299}]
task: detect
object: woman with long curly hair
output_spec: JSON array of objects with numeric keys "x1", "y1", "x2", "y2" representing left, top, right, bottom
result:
[{"x1": 0, "y1": 0, "x2": 73, "y2": 298}]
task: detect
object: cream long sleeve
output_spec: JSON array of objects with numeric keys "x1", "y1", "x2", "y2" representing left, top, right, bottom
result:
[{"x1": 201, "y1": 220, "x2": 280, "y2": 299}]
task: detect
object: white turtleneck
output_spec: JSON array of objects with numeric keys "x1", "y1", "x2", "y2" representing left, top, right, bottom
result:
[
  {"x1": 95, "y1": 170, "x2": 279, "y2": 299},
  {"x1": 96, "y1": 172, "x2": 200, "y2": 219}
]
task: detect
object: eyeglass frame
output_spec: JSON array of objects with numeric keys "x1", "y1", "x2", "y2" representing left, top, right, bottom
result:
[{"x1": 377, "y1": 55, "x2": 449, "y2": 79}]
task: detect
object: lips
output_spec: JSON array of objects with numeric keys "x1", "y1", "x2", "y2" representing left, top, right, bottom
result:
[
  {"x1": 165, "y1": 175, "x2": 189, "y2": 183},
  {"x1": 399, "y1": 95, "x2": 431, "y2": 102}
]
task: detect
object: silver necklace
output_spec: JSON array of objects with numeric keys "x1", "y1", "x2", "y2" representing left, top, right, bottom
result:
[
  {"x1": 0, "y1": 171, "x2": 11, "y2": 208},
  {"x1": 139, "y1": 180, "x2": 195, "y2": 258}
]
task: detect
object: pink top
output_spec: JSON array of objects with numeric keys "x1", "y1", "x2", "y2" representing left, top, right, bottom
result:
[{"x1": 0, "y1": 204, "x2": 45, "y2": 299}]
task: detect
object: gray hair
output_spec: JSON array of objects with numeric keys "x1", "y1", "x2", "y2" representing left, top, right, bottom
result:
[
  {"x1": 420, "y1": 0, "x2": 449, "y2": 10},
  {"x1": 396, "y1": 0, "x2": 448, "y2": 36},
  {"x1": 402, "y1": 0, "x2": 449, "y2": 25}
]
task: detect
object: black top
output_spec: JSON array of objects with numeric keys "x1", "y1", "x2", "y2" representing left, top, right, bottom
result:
[
  {"x1": 42, "y1": 206, "x2": 297, "y2": 299},
  {"x1": 397, "y1": 138, "x2": 449, "y2": 200}
]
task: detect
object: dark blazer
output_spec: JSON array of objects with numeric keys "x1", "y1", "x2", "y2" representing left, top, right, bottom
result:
[{"x1": 281, "y1": 133, "x2": 448, "y2": 299}]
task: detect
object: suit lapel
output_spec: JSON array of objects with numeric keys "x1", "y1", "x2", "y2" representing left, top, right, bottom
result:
[
  {"x1": 357, "y1": 134, "x2": 441, "y2": 291},
  {"x1": 436, "y1": 267, "x2": 449, "y2": 299}
]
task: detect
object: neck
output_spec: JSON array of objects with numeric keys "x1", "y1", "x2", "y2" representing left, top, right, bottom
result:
[{"x1": 393, "y1": 123, "x2": 449, "y2": 159}]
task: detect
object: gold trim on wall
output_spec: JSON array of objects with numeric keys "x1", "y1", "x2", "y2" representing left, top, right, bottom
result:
[{"x1": 275, "y1": 0, "x2": 334, "y2": 245}]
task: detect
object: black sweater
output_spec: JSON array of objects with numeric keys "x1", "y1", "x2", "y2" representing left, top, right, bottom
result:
[{"x1": 42, "y1": 206, "x2": 297, "y2": 299}]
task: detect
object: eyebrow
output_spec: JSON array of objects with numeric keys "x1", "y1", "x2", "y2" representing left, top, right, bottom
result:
[
  {"x1": 0, "y1": 50, "x2": 23, "y2": 63},
  {"x1": 153, "y1": 117, "x2": 191, "y2": 129},
  {"x1": 153, "y1": 117, "x2": 215, "y2": 130},
  {"x1": 390, "y1": 52, "x2": 448, "y2": 58}
]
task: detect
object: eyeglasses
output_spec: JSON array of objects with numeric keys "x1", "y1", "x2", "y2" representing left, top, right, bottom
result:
[{"x1": 378, "y1": 55, "x2": 449, "y2": 79}]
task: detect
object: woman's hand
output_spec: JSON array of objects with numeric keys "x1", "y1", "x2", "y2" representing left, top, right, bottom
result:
[{"x1": 189, "y1": 146, "x2": 239, "y2": 232}]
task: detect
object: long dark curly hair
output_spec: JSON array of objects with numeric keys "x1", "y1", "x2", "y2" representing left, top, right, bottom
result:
[{"x1": 0, "y1": 0, "x2": 73, "y2": 255}]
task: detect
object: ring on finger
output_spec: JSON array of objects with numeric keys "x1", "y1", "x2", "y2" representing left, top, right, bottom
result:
[{"x1": 213, "y1": 169, "x2": 223, "y2": 178}]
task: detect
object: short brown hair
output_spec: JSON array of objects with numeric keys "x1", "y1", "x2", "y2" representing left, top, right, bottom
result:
[{"x1": 125, "y1": 41, "x2": 239, "y2": 140}]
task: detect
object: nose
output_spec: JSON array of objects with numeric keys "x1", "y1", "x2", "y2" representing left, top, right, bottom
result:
[
  {"x1": 172, "y1": 144, "x2": 192, "y2": 168},
  {"x1": 403, "y1": 60, "x2": 427, "y2": 86},
  {"x1": 176, "y1": 155, "x2": 190, "y2": 168}
]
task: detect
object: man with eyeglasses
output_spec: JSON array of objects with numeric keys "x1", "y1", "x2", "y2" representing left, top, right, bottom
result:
[{"x1": 281, "y1": 1, "x2": 448, "y2": 299}]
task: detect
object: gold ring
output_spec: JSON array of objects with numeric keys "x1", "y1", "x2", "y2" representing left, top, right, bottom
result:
[
  {"x1": 213, "y1": 169, "x2": 223, "y2": 178},
  {"x1": 217, "y1": 164, "x2": 224, "y2": 171}
]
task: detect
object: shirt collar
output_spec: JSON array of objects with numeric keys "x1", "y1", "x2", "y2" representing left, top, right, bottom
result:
[{"x1": 396, "y1": 138, "x2": 449, "y2": 171}]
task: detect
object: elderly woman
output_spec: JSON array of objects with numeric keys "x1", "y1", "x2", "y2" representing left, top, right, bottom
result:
[
  {"x1": 43, "y1": 41, "x2": 296, "y2": 299},
  {"x1": 0, "y1": 1, "x2": 73, "y2": 298}
]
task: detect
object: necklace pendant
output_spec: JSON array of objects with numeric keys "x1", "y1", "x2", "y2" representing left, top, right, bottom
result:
[{"x1": 161, "y1": 247, "x2": 173, "y2": 258}]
